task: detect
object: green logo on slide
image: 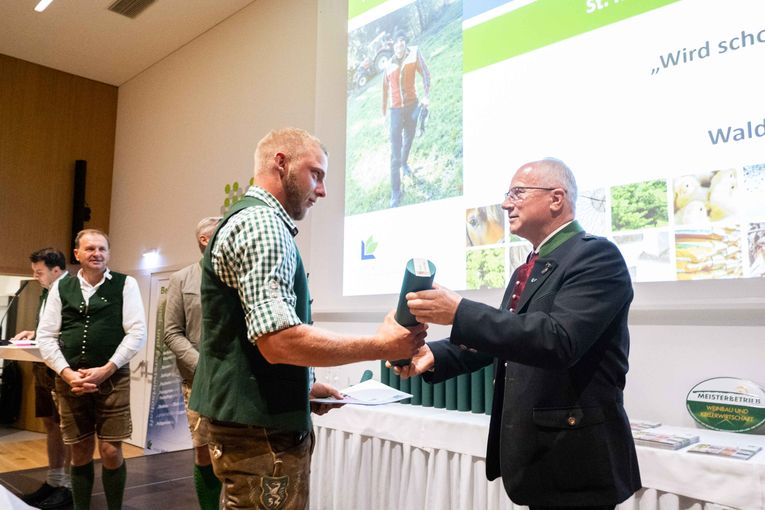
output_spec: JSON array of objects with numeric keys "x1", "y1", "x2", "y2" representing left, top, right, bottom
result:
[{"x1": 361, "y1": 236, "x2": 378, "y2": 260}]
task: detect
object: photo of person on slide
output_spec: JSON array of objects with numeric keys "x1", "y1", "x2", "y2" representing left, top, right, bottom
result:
[
  {"x1": 383, "y1": 29, "x2": 430, "y2": 207},
  {"x1": 345, "y1": 0, "x2": 463, "y2": 215}
]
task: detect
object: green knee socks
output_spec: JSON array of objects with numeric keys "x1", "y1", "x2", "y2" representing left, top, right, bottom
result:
[
  {"x1": 102, "y1": 461, "x2": 126, "y2": 510},
  {"x1": 193, "y1": 463, "x2": 222, "y2": 510},
  {"x1": 71, "y1": 461, "x2": 94, "y2": 510}
]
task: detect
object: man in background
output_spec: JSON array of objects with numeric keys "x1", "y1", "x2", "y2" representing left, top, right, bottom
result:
[
  {"x1": 14, "y1": 248, "x2": 72, "y2": 509},
  {"x1": 37, "y1": 229, "x2": 147, "y2": 510},
  {"x1": 382, "y1": 30, "x2": 430, "y2": 207},
  {"x1": 190, "y1": 127, "x2": 427, "y2": 509},
  {"x1": 400, "y1": 158, "x2": 641, "y2": 509},
  {"x1": 163, "y1": 216, "x2": 222, "y2": 510}
]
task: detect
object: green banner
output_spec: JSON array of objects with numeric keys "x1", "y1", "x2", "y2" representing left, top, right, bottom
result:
[
  {"x1": 687, "y1": 401, "x2": 765, "y2": 432},
  {"x1": 464, "y1": 0, "x2": 681, "y2": 73},
  {"x1": 348, "y1": 0, "x2": 389, "y2": 20}
]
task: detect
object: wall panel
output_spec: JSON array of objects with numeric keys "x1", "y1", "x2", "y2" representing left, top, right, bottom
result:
[{"x1": 0, "y1": 54, "x2": 117, "y2": 274}]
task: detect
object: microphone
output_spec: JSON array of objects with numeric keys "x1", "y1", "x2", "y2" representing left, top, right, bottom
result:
[
  {"x1": 0, "y1": 280, "x2": 32, "y2": 341},
  {"x1": 12, "y1": 280, "x2": 31, "y2": 298}
]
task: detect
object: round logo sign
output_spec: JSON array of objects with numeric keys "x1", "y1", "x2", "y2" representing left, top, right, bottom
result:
[{"x1": 686, "y1": 377, "x2": 765, "y2": 432}]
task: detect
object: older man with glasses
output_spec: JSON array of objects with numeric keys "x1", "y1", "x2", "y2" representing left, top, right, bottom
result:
[{"x1": 397, "y1": 158, "x2": 642, "y2": 510}]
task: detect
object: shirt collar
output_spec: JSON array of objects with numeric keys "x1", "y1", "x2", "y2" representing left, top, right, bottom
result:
[
  {"x1": 535, "y1": 221, "x2": 573, "y2": 253},
  {"x1": 246, "y1": 186, "x2": 299, "y2": 237},
  {"x1": 76, "y1": 268, "x2": 112, "y2": 289},
  {"x1": 536, "y1": 220, "x2": 585, "y2": 258}
]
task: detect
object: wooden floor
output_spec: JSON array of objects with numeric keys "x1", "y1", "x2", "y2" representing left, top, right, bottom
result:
[
  {"x1": 0, "y1": 437, "x2": 145, "y2": 473},
  {"x1": 0, "y1": 425, "x2": 199, "y2": 508},
  {"x1": 1, "y1": 448, "x2": 199, "y2": 510}
]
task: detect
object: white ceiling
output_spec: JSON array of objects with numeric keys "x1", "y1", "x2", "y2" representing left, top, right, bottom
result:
[{"x1": 0, "y1": 0, "x2": 257, "y2": 86}]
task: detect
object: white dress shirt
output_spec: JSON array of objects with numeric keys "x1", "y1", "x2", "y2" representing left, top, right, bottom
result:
[{"x1": 37, "y1": 268, "x2": 147, "y2": 375}]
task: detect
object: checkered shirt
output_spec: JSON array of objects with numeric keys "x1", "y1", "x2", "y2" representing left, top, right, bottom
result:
[{"x1": 211, "y1": 186, "x2": 302, "y2": 343}]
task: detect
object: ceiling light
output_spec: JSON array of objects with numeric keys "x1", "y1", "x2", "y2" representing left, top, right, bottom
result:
[{"x1": 34, "y1": 0, "x2": 54, "y2": 12}]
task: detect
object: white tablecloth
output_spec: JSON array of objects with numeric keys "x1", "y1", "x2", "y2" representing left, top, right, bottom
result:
[{"x1": 311, "y1": 404, "x2": 765, "y2": 510}]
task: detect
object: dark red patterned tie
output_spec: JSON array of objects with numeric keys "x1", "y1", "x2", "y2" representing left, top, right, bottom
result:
[{"x1": 509, "y1": 252, "x2": 538, "y2": 312}]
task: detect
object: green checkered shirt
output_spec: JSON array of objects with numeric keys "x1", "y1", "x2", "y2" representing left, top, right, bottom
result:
[{"x1": 211, "y1": 186, "x2": 302, "y2": 343}]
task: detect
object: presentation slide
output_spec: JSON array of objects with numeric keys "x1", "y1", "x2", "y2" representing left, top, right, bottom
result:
[{"x1": 343, "y1": 0, "x2": 765, "y2": 297}]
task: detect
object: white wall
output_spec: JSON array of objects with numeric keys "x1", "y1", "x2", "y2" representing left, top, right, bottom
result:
[
  {"x1": 111, "y1": 0, "x2": 321, "y2": 275},
  {"x1": 109, "y1": 0, "x2": 765, "y2": 442}
]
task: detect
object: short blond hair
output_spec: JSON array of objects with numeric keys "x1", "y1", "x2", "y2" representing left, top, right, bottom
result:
[{"x1": 253, "y1": 127, "x2": 327, "y2": 175}]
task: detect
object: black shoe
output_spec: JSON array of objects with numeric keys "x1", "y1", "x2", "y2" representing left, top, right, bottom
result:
[
  {"x1": 37, "y1": 486, "x2": 73, "y2": 509},
  {"x1": 20, "y1": 482, "x2": 56, "y2": 505}
]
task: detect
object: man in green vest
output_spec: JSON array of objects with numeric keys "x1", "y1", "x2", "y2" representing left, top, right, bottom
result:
[
  {"x1": 190, "y1": 127, "x2": 427, "y2": 510},
  {"x1": 163, "y1": 216, "x2": 222, "y2": 510},
  {"x1": 37, "y1": 229, "x2": 147, "y2": 510},
  {"x1": 13, "y1": 247, "x2": 73, "y2": 509}
]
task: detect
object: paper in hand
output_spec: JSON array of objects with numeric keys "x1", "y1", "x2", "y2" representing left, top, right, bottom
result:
[{"x1": 310, "y1": 379, "x2": 412, "y2": 406}]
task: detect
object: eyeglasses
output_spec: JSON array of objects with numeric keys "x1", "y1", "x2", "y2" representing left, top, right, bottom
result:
[{"x1": 504, "y1": 186, "x2": 560, "y2": 202}]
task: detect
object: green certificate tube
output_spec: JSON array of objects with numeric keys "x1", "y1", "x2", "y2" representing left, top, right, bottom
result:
[
  {"x1": 391, "y1": 258, "x2": 436, "y2": 367},
  {"x1": 389, "y1": 370, "x2": 400, "y2": 390},
  {"x1": 470, "y1": 368, "x2": 484, "y2": 414},
  {"x1": 399, "y1": 376, "x2": 411, "y2": 404},
  {"x1": 421, "y1": 380, "x2": 433, "y2": 407},
  {"x1": 484, "y1": 364, "x2": 494, "y2": 415},
  {"x1": 457, "y1": 373, "x2": 470, "y2": 412},
  {"x1": 380, "y1": 361, "x2": 389, "y2": 386},
  {"x1": 445, "y1": 377, "x2": 457, "y2": 410},
  {"x1": 434, "y1": 381, "x2": 445, "y2": 408},
  {"x1": 410, "y1": 376, "x2": 422, "y2": 405}
]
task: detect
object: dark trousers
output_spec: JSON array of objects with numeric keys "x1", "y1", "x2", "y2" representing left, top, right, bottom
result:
[{"x1": 389, "y1": 102, "x2": 419, "y2": 197}]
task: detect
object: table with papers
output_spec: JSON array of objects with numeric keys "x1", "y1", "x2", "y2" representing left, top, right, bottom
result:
[{"x1": 311, "y1": 404, "x2": 765, "y2": 510}]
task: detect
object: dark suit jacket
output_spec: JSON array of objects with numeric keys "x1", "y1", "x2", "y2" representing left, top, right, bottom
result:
[{"x1": 426, "y1": 224, "x2": 641, "y2": 506}]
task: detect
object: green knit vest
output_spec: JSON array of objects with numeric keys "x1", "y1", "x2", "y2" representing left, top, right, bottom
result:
[
  {"x1": 190, "y1": 195, "x2": 312, "y2": 431},
  {"x1": 58, "y1": 272, "x2": 126, "y2": 369}
]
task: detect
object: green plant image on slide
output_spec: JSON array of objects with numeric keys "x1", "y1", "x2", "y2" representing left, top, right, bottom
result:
[
  {"x1": 466, "y1": 247, "x2": 505, "y2": 290},
  {"x1": 345, "y1": 1, "x2": 463, "y2": 215},
  {"x1": 610, "y1": 179, "x2": 669, "y2": 232}
]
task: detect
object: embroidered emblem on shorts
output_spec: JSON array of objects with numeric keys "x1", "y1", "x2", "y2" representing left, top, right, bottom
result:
[{"x1": 260, "y1": 475, "x2": 289, "y2": 510}]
